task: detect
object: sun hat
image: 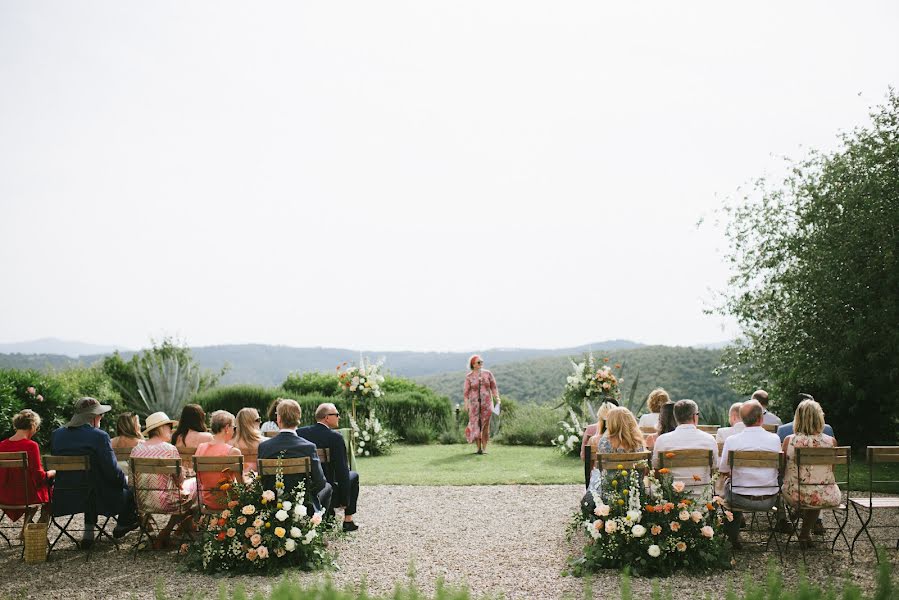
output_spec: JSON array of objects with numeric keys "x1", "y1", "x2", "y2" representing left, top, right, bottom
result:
[
  {"x1": 142, "y1": 411, "x2": 177, "y2": 436},
  {"x1": 66, "y1": 397, "x2": 112, "y2": 427}
]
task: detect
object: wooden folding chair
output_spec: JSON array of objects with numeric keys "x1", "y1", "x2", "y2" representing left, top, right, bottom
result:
[
  {"x1": 0, "y1": 451, "x2": 44, "y2": 553},
  {"x1": 697, "y1": 425, "x2": 719, "y2": 435},
  {"x1": 658, "y1": 448, "x2": 715, "y2": 496},
  {"x1": 596, "y1": 451, "x2": 651, "y2": 471},
  {"x1": 177, "y1": 447, "x2": 198, "y2": 477},
  {"x1": 784, "y1": 446, "x2": 851, "y2": 557},
  {"x1": 850, "y1": 446, "x2": 899, "y2": 560},
  {"x1": 264, "y1": 431, "x2": 278, "y2": 438},
  {"x1": 130, "y1": 456, "x2": 194, "y2": 554},
  {"x1": 44, "y1": 454, "x2": 118, "y2": 556},
  {"x1": 258, "y1": 457, "x2": 313, "y2": 508},
  {"x1": 762, "y1": 424, "x2": 778, "y2": 433},
  {"x1": 193, "y1": 455, "x2": 243, "y2": 517},
  {"x1": 725, "y1": 450, "x2": 785, "y2": 559},
  {"x1": 639, "y1": 426, "x2": 657, "y2": 436}
]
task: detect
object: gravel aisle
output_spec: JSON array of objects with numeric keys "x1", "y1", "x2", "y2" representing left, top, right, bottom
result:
[{"x1": 1, "y1": 485, "x2": 895, "y2": 600}]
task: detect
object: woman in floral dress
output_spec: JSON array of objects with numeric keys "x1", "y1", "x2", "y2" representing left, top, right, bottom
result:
[
  {"x1": 463, "y1": 355, "x2": 500, "y2": 455},
  {"x1": 781, "y1": 399, "x2": 841, "y2": 546},
  {"x1": 582, "y1": 407, "x2": 645, "y2": 516}
]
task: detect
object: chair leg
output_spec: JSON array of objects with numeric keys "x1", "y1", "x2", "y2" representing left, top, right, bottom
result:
[
  {"x1": 850, "y1": 503, "x2": 875, "y2": 559},
  {"x1": 831, "y1": 508, "x2": 852, "y2": 559},
  {"x1": 0, "y1": 511, "x2": 11, "y2": 548},
  {"x1": 48, "y1": 515, "x2": 78, "y2": 553}
]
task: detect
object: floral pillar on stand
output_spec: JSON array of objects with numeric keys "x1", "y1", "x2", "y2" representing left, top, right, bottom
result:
[{"x1": 336, "y1": 357, "x2": 396, "y2": 456}]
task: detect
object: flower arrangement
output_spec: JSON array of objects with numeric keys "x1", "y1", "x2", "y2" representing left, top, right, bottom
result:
[
  {"x1": 350, "y1": 410, "x2": 398, "y2": 457},
  {"x1": 552, "y1": 409, "x2": 585, "y2": 457},
  {"x1": 182, "y1": 468, "x2": 332, "y2": 573},
  {"x1": 563, "y1": 353, "x2": 622, "y2": 418},
  {"x1": 337, "y1": 357, "x2": 386, "y2": 420},
  {"x1": 569, "y1": 460, "x2": 732, "y2": 576}
]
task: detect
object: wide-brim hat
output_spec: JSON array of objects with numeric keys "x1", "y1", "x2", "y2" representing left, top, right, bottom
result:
[
  {"x1": 143, "y1": 411, "x2": 176, "y2": 436},
  {"x1": 66, "y1": 397, "x2": 112, "y2": 427}
]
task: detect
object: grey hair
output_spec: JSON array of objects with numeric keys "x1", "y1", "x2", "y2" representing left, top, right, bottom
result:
[
  {"x1": 741, "y1": 400, "x2": 764, "y2": 427},
  {"x1": 728, "y1": 402, "x2": 743, "y2": 418},
  {"x1": 673, "y1": 399, "x2": 698, "y2": 425},
  {"x1": 209, "y1": 410, "x2": 235, "y2": 434},
  {"x1": 315, "y1": 403, "x2": 337, "y2": 421}
]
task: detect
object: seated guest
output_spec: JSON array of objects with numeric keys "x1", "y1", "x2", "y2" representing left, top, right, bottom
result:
[
  {"x1": 582, "y1": 408, "x2": 645, "y2": 515},
  {"x1": 173, "y1": 403, "x2": 214, "y2": 450},
  {"x1": 752, "y1": 389, "x2": 782, "y2": 426},
  {"x1": 637, "y1": 388, "x2": 670, "y2": 429},
  {"x1": 643, "y1": 401, "x2": 677, "y2": 450},
  {"x1": 131, "y1": 411, "x2": 196, "y2": 549},
  {"x1": 0, "y1": 409, "x2": 55, "y2": 526},
  {"x1": 716, "y1": 402, "x2": 745, "y2": 444},
  {"x1": 718, "y1": 400, "x2": 782, "y2": 548},
  {"x1": 110, "y1": 412, "x2": 143, "y2": 474},
  {"x1": 230, "y1": 407, "x2": 264, "y2": 473},
  {"x1": 260, "y1": 398, "x2": 284, "y2": 434},
  {"x1": 580, "y1": 401, "x2": 616, "y2": 461},
  {"x1": 780, "y1": 398, "x2": 840, "y2": 546},
  {"x1": 651, "y1": 399, "x2": 718, "y2": 494},
  {"x1": 776, "y1": 394, "x2": 834, "y2": 441},
  {"x1": 51, "y1": 398, "x2": 138, "y2": 547},
  {"x1": 298, "y1": 403, "x2": 360, "y2": 532},
  {"x1": 195, "y1": 410, "x2": 242, "y2": 511},
  {"x1": 257, "y1": 399, "x2": 331, "y2": 513}
]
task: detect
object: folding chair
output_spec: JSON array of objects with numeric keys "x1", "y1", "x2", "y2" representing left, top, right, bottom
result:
[
  {"x1": 130, "y1": 456, "x2": 194, "y2": 554},
  {"x1": 639, "y1": 426, "x2": 657, "y2": 436},
  {"x1": 177, "y1": 447, "x2": 198, "y2": 477},
  {"x1": 850, "y1": 446, "x2": 899, "y2": 560},
  {"x1": 0, "y1": 451, "x2": 45, "y2": 552},
  {"x1": 193, "y1": 455, "x2": 243, "y2": 517},
  {"x1": 44, "y1": 454, "x2": 118, "y2": 556},
  {"x1": 784, "y1": 446, "x2": 850, "y2": 557},
  {"x1": 697, "y1": 425, "x2": 719, "y2": 435},
  {"x1": 597, "y1": 451, "x2": 651, "y2": 472},
  {"x1": 315, "y1": 448, "x2": 337, "y2": 516},
  {"x1": 658, "y1": 448, "x2": 715, "y2": 496},
  {"x1": 258, "y1": 457, "x2": 313, "y2": 509},
  {"x1": 762, "y1": 424, "x2": 778, "y2": 434},
  {"x1": 264, "y1": 431, "x2": 278, "y2": 438},
  {"x1": 725, "y1": 450, "x2": 785, "y2": 560}
]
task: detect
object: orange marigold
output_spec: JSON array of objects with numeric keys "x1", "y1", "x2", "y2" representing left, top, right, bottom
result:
[
  {"x1": 664, "y1": 452, "x2": 676, "y2": 459},
  {"x1": 658, "y1": 468, "x2": 670, "y2": 474}
]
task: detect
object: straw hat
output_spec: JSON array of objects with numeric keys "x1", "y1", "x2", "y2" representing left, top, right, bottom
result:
[{"x1": 142, "y1": 411, "x2": 176, "y2": 436}]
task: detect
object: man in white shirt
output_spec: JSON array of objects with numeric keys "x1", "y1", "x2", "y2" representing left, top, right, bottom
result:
[
  {"x1": 715, "y1": 402, "x2": 745, "y2": 444},
  {"x1": 718, "y1": 400, "x2": 783, "y2": 546},
  {"x1": 651, "y1": 399, "x2": 718, "y2": 495},
  {"x1": 752, "y1": 389, "x2": 782, "y2": 427}
]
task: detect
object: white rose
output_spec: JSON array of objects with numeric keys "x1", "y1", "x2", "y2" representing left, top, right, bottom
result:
[
  {"x1": 275, "y1": 510, "x2": 289, "y2": 522},
  {"x1": 604, "y1": 520, "x2": 618, "y2": 534},
  {"x1": 281, "y1": 501, "x2": 292, "y2": 511},
  {"x1": 293, "y1": 504, "x2": 307, "y2": 518},
  {"x1": 596, "y1": 504, "x2": 611, "y2": 517},
  {"x1": 626, "y1": 510, "x2": 642, "y2": 523},
  {"x1": 679, "y1": 510, "x2": 690, "y2": 521},
  {"x1": 284, "y1": 539, "x2": 296, "y2": 552},
  {"x1": 359, "y1": 440, "x2": 366, "y2": 447},
  {"x1": 648, "y1": 544, "x2": 661, "y2": 557},
  {"x1": 363, "y1": 450, "x2": 370, "y2": 456},
  {"x1": 290, "y1": 527, "x2": 302, "y2": 538},
  {"x1": 557, "y1": 435, "x2": 565, "y2": 443},
  {"x1": 691, "y1": 511, "x2": 703, "y2": 523},
  {"x1": 631, "y1": 524, "x2": 647, "y2": 538}
]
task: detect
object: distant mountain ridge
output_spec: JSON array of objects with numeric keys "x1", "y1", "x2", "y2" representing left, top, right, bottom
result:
[{"x1": 0, "y1": 338, "x2": 129, "y2": 357}]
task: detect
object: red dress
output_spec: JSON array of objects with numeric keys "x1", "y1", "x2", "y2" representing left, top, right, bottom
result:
[
  {"x1": 463, "y1": 369, "x2": 499, "y2": 444},
  {"x1": 0, "y1": 437, "x2": 50, "y2": 521}
]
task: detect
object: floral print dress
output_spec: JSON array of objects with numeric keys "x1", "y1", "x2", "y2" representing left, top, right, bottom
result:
[
  {"x1": 781, "y1": 433, "x2": 841, "y2": 509},
  {"x1": 463, "y1": 369, "x2": 498, "y2": 444}
]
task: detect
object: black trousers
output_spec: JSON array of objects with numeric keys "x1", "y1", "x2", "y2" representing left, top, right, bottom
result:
[
  {"x1": 315, "y1": 482, "x2": 333, "y2": 514},
  {"x1": 327, "y1": 471, "x2": 360, "y2": 516}
]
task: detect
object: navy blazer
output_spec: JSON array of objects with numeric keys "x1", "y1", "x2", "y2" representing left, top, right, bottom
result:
[
  {"x1": 776, "y1": 421, "x2": 835, "y2": 442},
  {"x1": 257, "y1": 431, "x2": 327, "y2": 497},
  {"x1": 297, "y1": 423, "x2": 352, "y2": 506},
  {"x1": 50, "y1": 424, "x2": 128, "y2": 517}
]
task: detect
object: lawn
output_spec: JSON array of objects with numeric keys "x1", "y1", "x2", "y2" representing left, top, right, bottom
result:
[{"x1": 356, "y1": 444, "x2": 583, "y2": 485}]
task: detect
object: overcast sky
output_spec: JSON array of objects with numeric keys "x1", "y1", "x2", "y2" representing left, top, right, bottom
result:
[{"x1": 1, "y1": 1, "x2": 897, "y2": 352}]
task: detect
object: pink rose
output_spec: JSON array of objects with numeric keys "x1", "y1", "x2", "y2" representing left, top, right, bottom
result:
[
  {"x1": 226, "y1": 528, "x2": 236, "y2": 537},
  {"x1": 244, "y1": 526, "x2": 256, "y2": 538},
  {"x1": 672, "y1": 481, "x2": 686, "y2": 493},
  {"x1": 690, "y1": 511, "x2": 703, "y2": 523},
  {"x1": 26, "y1": 387, "x2": 36, "y2": 395},
  {"x1": 701, "y1": 525, "x2": 714, "y2": 538},
  {"x1": 261, "y1": 490, "x2": 276, "y2": 502},
  {"x1": 670, "y1": 521, "x2": 681, "y2": 532},
  {"x1": 604, "y1": 520, "x2": 618, "y2": 534},
  {"x1": 676, "y1": 541, "x2": 687, "y2": 552},
  {"x1": 250, "y1": 533, "x2": 262, "y2": 547},
  {"x1": 256, "y1": 545, "x2": 269, "y2": 559},
  {"x1": 311, "y1": 512, "x2": 322, "y2": 526},
  {"x1": 724, "y1": 511, "x2": 734, "y2": 522},
  {"x1": 678, "y1": 510, "x2": 690, "y2": 521},
  {"x1": 246, "y1": 549, "x2": 257, "y2": 561},
  {"x1": 36, "y1": 395, "x2": 44, "y2": 402},
  {"x1": 650, "y1": 525, "x2": 662, "y2": 536}
]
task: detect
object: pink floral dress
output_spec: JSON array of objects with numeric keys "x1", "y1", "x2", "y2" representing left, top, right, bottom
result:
[
  {"x1": 781, "y1": 433, "x2": 842, "y2": 509},
  {"x1": 463, "y1": 369, "x2": 498, "y2": 444}
]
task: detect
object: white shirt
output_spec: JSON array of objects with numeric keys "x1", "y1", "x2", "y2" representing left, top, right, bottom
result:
[
  {"x1": 260, "y1": 421, "x2": 279, "y2": 433},
  {"x1": 762, "y1": 410, "x2": 782, "y2": 426},
  {"x1": 651, "y1": 424, "x2": 719, "y2": 492},
  {"x1": 718, "y1": 426, "x2": 782, "y2": 495},
  {"x1": 638, "y1": 413, "x2": 659, "y2": 429},
  {"x1": 715, "y1": 422, "x2": 746, "y2": 444}
]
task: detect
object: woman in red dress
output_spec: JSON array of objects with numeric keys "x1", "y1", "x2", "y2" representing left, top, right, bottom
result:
[
  {"x1": 0, "y1": 409, "x2": 55, "y2": 525},
  {"x1": 463, "y1": 355, "x2": 500, "y2": 455}
]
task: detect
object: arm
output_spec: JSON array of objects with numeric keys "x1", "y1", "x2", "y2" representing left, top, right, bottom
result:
[
  {"x1": 25, "y1": 441, "x2": 50, "y2": 484},
  {"x1": 331, "y1": 435, "x2": 351, "y2": 507},
  {"x1": 95, "y1": 432, "x2": 127, "y2": 488},
  {"x1": 489, "y1": 372, "x2": 499, "y2": 399}
]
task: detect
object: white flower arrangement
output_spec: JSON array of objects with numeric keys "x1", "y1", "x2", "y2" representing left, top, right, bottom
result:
[
  {"x1": 350, "y1": 410, "x2": 398, "y2": 457},
  {"x1": 551, "y1": 409, "x2": 585, "y2": 457}
]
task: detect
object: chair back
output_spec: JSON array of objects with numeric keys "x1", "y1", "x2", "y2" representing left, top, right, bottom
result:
[
  {"x1": 728, "y1": 450, "x2": 783, "y2": 470},
  {"x1": 0, "y1": 451, "x2": 31, "y2": 511},
  {"x1": 258, "y1": 457, "x2": 311, "y2": 476},
  {"x1": 264, "y1": 431, "x2": 278, "y2": 438},
  {"x1": 597, "y1": 451, "x2": 651, "y2": 471},
  {"x1": 697, "y1": 425, "x2": 719, "y2": 435},
  {"x1": 130, "y1": 457, "x2": 186, "y2": 516},
  {"x1": 658, "y1": 448, "x2": 715, "y2": 469},
  {"x1": 639, "y1": 426, "x2": 656, "y2": 435},
  {"x1": 794, "y1": 446, "x2": 850, "y2": 509},
  {"x1": 583, "y1": 445, "x2": 593, "y2": 489},
  {"x1": 717, "y1": 441, "x2": 725, "y2": 456},
  {"x1": 867, "y1": 446, "x2": 899, "y2": 464},
  {"x1": 44, "y1": 455, "x2": 90, "y2": 472},
  {"x1": 316, "y1": 448, "x2": 334, "y2": 480},
  {"x1": 862, "y1": 446, "x2": 899, "y2": 501},
  {"x1": 762, "y1": 424, "x2": 778, "y2": 433},
  {"x1": 193, "y1": 455, "x2": 244, "y2": 474},
  {"x1": 193, "y1": 455, "x2": 243, "y2": 514},
  {"x1": 44, "y1": 455, "x2": 92, "y2": 517},
  {"x1": 114, "y1": 447, "x2": 133, "y2": 463}
]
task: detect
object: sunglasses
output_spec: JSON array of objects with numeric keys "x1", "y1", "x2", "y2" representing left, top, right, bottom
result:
[{"x1": 328, "y1": 413, "x2": 340, "y2": 418}]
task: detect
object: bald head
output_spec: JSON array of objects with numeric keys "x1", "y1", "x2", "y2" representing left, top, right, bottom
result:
[{"x1": 741, "y1": 400, "x2": 764, "y2": 427}]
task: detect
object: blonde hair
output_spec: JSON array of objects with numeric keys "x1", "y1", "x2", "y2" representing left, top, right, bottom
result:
[
  {"x1": 209, "y1": 410, "x2": 236, "y2": 435},
  {"x1": 277, "y1": 399, "x2": 302, "y2": 428},
  {"x1": 12, "y1": 409, "x2": 41, "y2": 432},
  {"x1": 116, "y1": 412, "x2": 142, "y2": 440},
  {"x1": 793, "y1": 399, "x2": 825, "y2": 436},
  {"x1": 233, "y1": 408, "x2": 264, "y2": 447},
  {"x1": 647, "y1": 388, "x2": 670, "y2": 414},
  {"x1": 594, "y1": 402, "x2": 617, "y2": 436},
  {"x1": 605, "y1": 407, "x2": 644, "y2": 451}
]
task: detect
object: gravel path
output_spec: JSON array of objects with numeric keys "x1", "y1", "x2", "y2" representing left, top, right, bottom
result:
[{"x1": 1, "y1": 485, "x2": 896, "y2": 600}]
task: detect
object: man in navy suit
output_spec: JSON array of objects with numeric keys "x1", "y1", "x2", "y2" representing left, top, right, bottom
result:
[
  {"x1": 298, "y1": 403, "x2": 360, "y2": 532},
  {"x1": 257, "y1": 399, "x2": 332, "y2": 513},
  {"x1": 50, "y1": 397, "x2": 138, "y2": 547}
]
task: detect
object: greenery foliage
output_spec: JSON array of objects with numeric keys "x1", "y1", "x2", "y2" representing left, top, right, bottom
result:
[
  {"x1": 495, "y1": 403, "x2": 560, "y2": 446},
  {"x1": 714, "y1": 90, "x2": 899, "y2": 446}
]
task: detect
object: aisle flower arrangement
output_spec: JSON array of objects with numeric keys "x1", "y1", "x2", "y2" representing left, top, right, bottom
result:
[
  {"x1": 337, "y1": 357, "x2": 386, "y2": 420},
  {"x1": 552, "y1": 409, "x2": 585, "y2": 457},
  {"x1": 350, "y1": 410, "x2": 398, "y2": 456},
  {"x1": 569, "y1": 460, "x2": 731, "y2": 576},
  {"x1": 563, "y1": 353, "x2": 622, "y2": 415},
  {"x1": 182, "y1": 469, "x2": 333, "y2": 574}
]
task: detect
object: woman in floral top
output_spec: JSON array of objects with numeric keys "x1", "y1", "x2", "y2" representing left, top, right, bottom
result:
[
  {"x1": 463, "y1": 355, "x2": 500, "y2": 455},
  {"x1": 780, "y1": 399, "x2": 841, "y2": 546}
]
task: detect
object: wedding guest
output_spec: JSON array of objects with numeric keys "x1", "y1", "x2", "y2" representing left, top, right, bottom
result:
[
  {"x1": 580, "y1": 401, "x2": 617, "y2": 461},
  {"x1": 651, "y1": 399, "x2": 718, "y2": 494},
  {"x1": 230, "y1": 407, "x2": 264, "y2": 473},
  {"x1": 257, "y1": 399, "x2": 331, "y2": 513},
  {"x1": 716, "y1": 402, "x2": 745, "y2": 444},
  {"x1": 776, "y1": 394, "x2": 834, "y2": 441},
  {"x1": 779, "y1": 398, "x2": 839, "y2": 543},
  {"x1": 642, "y1": 401, "x2": 677, "y2": 450},
  {"x1": 637, "y1": 388, "x2": 670, "y2": 429},
  {"x1": 131, "y1": 411, "x2": 195, "y2": 549},
  {"x1": 260, "y1": 398, "x2": 284, "y2": 434},
  {"x1": 582, "y1": 407, "x2": 645, "y2": 516},
  {"x1": 195, "y1": 410, "x2": 242, "y2": 511},
  {"x1": 718, "y1": 400, "x2": 782, "y2": 548},
  {"x1": 752, "y1": 389, "x2": 782, "y2": 426},
  {"x1": 172, "y1": 404, "x2": 214, "y2": 449},
  {"x1": 298, "y1": 403, "x2": 360, "y2": 532},
  {"x1": 0, "y1": 410, "x2": 54, "y2": 526},
  {"x1": 110, "y1": 412, "x2": 143, "y2": 474},
  {"x1": 463, "y1": 355, "x2": 500, "y2": 455},
  {"x1": 51, "y1": 397, "x2": 138, "y2": 548}
]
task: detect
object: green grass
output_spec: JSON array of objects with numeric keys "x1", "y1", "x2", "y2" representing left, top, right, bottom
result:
[{"x1": 357, "y1": 444, "x2": 582, "y2": 485}]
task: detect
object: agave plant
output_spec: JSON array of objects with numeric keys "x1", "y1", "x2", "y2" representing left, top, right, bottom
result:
[{"x1": 130, "y1": 352, "x2": 201, "y2": 416}]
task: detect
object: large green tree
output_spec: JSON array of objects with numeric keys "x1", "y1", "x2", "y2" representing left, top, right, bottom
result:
[{"x1": 716, "y1": 90, "x2": 899, "y2": 446}]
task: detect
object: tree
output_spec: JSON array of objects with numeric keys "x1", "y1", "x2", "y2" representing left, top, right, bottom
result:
[{"x1": 714, "y1": 90, "x2": 899, "y2": 446}]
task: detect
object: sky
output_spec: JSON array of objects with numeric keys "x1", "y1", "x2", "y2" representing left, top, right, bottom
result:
[{"x1": 1, "y1": 1, "x2": 898, "y2": 352}]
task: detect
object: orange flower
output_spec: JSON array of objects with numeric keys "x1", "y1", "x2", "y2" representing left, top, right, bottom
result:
[
  {"x1": 645, "y1": 505, "x2": 655, "y2": 513},
  {"x1": 228, "y1": 500, "x2": 239, "y2": 509},
  {"x1": 664, "y1": 452, "x2": 676, "y2": 459},
  {"x1": 614, "y1": 363, "x2": 622, "y2": 369},
  {"x1": 706, "y1": 503, "x2": 715, "y2": 511},
  {"x1": 692, "y1": 474, "x2": 702, "y2": 482},
  {"x1": 603, "y1": 357, "x2": 610, "y2": 363},
  {"x1": 217, "y1": 518, "x2": 226, "y2": 527},
  {"x1": 220, "y1": 482, "x2": 231, "y2": 492},
  {"x1": 215, "y1": 532, "x2": 226, "y2": 541},
  {"x1": 658, "y1": 468, "x2": 670, "y2": 475}
]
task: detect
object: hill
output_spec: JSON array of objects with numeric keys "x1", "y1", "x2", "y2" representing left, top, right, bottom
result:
[{"x1": 0, "y1": 338, "x2": 128, "y2": 357}]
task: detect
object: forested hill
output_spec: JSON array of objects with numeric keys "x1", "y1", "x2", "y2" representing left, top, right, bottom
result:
[{"x1": 414, "y1": 346, "x2": 740, "y2": 408}]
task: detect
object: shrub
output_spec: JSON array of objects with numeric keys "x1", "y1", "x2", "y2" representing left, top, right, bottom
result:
[
  {"x1": 496, "y1": 403, "x2": 560, "y2": 447},
  {"x1": 402, "y1": 416, "x2": 436, "y2": 444},
  {"x1": 282, "y1": 372, "x2": 342, "y2": 397}
]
